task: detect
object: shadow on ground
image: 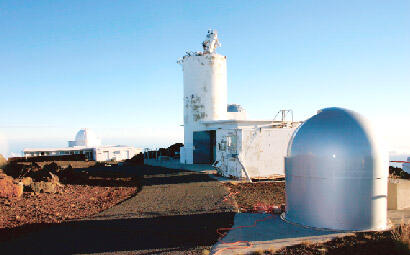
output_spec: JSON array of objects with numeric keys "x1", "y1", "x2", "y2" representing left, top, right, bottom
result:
[
  {"x1": 0, "y1": 212, "x2": 236, "y2": 255},
  {"x1": 0, "y1": 164, "x2": 235, "y2": 254},
  {"x1": 73, "y1": 164, "x2": 215, "y2": 187}
]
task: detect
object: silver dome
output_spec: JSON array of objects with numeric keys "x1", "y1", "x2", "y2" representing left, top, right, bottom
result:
[
  {"x1": 285, "y1": 107, "x2": 388, "y2": 231},
  {"x1": 74, "y1": 128, "x2": 101, "y2": 147}
]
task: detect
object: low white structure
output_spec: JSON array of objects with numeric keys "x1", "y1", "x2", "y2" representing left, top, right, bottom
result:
[
  {"x1": 207, "y1": 120, "x2": 298, "y2": 179},
  {"x1": 285, "y1": 107, "x2": 388, "y2": 231},
  {"x1": 24, "y1": 129, "x2": 142, "y2": 161},
  {"x1": 177, "y1": 30, "x2": 300, "y2": 179}
]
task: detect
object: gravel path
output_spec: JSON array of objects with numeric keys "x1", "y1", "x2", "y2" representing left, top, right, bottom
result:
[{"x1": 0, "y1": 165, "x2": 236, "y2": 255}]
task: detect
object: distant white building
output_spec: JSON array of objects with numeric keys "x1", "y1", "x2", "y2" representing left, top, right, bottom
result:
[
  {"x1": 177, "y1": 30, "x2": 300, "y2": 179},
  {"x1": 24, "y1": 129, "x2": 142, "y2": 161}
]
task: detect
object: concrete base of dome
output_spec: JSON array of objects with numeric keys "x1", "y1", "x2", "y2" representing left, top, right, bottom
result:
[{"x1": 282, "y1": 213, "x2": 388, "y2": 232}]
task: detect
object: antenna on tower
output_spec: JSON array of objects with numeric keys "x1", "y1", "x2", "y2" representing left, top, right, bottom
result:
[{"x1": 273, "y1": 109, "x2": 293, "y2": 123}]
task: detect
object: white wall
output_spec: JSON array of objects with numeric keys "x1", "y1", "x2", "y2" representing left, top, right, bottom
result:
[
  {"x1": 215, "y1": 127, "x2": 297, "y2": 179},
  {"x1": 226, "y1": 111, "x2": 247, "y2": 120},
  {"x1": 215, "y1": 129, "x2": 242, "y2": 177},
  {"x1": 94, "y1": 147, "x2": 142, "y2": 161},
  {"x1": 241, "y1": 128, "x2": 296, "y2": 177},
  {"x1": 179, "y1": 147, "x2": 186, "y2": 164}
]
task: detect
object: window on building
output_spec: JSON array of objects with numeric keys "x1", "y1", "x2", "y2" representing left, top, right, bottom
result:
[
  {"x1": 226, "y1": 136, "x2": 237, "y2": 154},
  {"x1": 219, "y1": 141, "x2": 227, "y2": 151}
]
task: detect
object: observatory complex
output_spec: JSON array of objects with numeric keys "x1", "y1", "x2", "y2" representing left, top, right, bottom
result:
[
  {"x1": 23, "y1": 129, "x2": 142, "y2": 161},
  {"x1": 177, "y1": 30, "x2": 391, "y2": 232},
  {"x1": 178, "y1": 30, "x2": 300, "y2": 179}
]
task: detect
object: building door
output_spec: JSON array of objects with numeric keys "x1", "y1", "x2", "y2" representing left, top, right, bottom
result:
[
  {"x1": 85, "y1": 151, "x2": 93, "y2": 160},
  {"x1": 193, "y1": 130, "x2": 216, "y2": 164}
]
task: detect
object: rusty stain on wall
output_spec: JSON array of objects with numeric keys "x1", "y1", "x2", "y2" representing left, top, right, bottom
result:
[{"x1": 184, "y1": 94, "x2": 207, "y2": 122}]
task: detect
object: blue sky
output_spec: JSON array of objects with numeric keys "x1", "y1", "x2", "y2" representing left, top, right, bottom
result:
[{"x1": 0, "y1": 0, "x2": 409, "y2": 161}]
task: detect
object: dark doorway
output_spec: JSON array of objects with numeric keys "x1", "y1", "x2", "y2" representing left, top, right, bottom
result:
[{"x1": 193, "y1": 130, "x2": 216, "y2": 164}]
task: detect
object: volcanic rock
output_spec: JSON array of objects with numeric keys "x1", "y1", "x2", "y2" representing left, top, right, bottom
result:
[
  {"x1": 21, "y1": 177, "x2": 33, "y2": 187},
  {"x1": 30, "y1": 181, "x2": 57, "y2": 194},
  {"x1": 0, "y1": 174, "x2": 23, "y2": 198}
]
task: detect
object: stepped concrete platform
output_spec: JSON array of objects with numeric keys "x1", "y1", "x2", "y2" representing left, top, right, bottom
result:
[
  {"x1": 210, "y1": 210, "x2": 410, "y2": 255},
  {"x1": 210, "y1": 213, "x2": 348, "y2": 255}
]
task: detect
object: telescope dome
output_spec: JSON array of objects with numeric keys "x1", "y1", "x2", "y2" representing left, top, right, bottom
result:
[
  {"x1": 285, "y1": 107, "x2": 388, "y2": 231},
  {"x1": 74, "y1": 128, "x2": 101, "y2": 147}
]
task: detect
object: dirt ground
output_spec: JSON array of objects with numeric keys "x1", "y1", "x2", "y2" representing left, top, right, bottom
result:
[
  {"x1": 2, "y1": 163, "x2": 408, "y2": 255},
  {"x1": 0, "y1": 185, "x2": 137, "y2": 228},
  {"x1": 224, "y1": 181, "x2": 285, "y2": 213},
  {"x1": 0, "y1": 165, "x2": 236, "y2": 255},
  {"x1": 0, "y1": 162, "x2": 140, "y2": 242}
]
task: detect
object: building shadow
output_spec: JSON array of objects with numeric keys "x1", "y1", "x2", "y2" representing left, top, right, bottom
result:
[
  {"x1": 67, "y1": 164, "x2": 215, "y2": 188},
  {"x1": 142, "y1": 172, "x2": 215, "y2": 186},
  {"x1": 0, "y1": 212, "x2": 236, "y2": 255}
]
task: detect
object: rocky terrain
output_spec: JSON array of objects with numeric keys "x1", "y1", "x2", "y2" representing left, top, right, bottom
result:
[
  {"x1": 0, "y1": 156, "x2": 408, "y2": 254},
  {"x1": 0, "y1": 159, "x2": 140, "y2": 242},
  {"x1": 0, "y1": 165, "x2": 236, "y2": 255},
  {"x1": 224, "y1": 181, "x2": 286, "y2": 213}
]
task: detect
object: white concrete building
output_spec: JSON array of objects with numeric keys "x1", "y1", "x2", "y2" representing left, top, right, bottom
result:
[
  {"x1": 178, "y1": 30, "x2": 300, "y2": 179},
  {"x1": 24, "y1": 129, "x2": 142, "y2": 161}
]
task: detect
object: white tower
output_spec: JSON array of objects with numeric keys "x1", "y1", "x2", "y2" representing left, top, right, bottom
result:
[{"x1": 178, "y1": 30, "x2": 227, "y2": 164}]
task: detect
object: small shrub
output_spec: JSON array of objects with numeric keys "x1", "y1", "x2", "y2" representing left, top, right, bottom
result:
[
  {"x1": 392, "y1": 220, "x2": 410, "y2": 251},
  {"x1": 389, "y1": 166, "x2": 410, "y2": 179}
]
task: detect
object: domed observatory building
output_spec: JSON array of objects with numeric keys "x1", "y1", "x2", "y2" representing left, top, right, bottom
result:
[
  {"x1": 68, "y1": 128, "x2": 102, "y2": 148},
  {"x1": 285, "y1": 107, "x2": 388, "y2": 231},
  {"x1": 24, "y1": 128, "x2": 142, "y2": 162},
  {"x1": 177, "y1": 30, "x2": 301, "y2": 180}
]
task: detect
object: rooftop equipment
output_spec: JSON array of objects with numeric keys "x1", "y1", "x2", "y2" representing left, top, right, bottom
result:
[{"x1": 285, "y1": 107, "x2": 388, "y2": 231}]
